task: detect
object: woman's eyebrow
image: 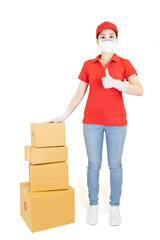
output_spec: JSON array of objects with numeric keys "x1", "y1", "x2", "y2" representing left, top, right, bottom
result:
[{"x1": 100, "y1": 33, "x2": 115, "y2": 36}]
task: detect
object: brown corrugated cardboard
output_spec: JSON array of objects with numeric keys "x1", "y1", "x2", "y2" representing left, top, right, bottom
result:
[
  {"x1": 20, "y1": 182, "x2": 75, "y2": 232},
  {"x1": 24, "y1": 145, "x2": 68, "y2": 164},
  {"x1": 29, "y1": 161, "x2": 69, "y2": 192},
  {"x1": 31, "y1": 122, "x2": 66, "y2": 147}
]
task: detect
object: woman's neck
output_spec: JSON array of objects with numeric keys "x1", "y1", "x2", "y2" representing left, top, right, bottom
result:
[{"x1": 100, "y1": 52, "x2": 114, "y2": 61}]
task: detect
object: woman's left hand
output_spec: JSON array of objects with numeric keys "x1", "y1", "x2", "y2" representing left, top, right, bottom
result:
[
  {"x1": 101, "y1": 68, "x2": 129, "y2": 92},
  {"x1": 101, "y1": 68, "x2": 117, "y2": 89}
]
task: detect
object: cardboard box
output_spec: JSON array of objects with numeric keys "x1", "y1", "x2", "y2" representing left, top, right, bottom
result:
[
  {"x1": 24, "y1": 145, "x2": 68, "y2": 164},
  {"x1": 31, "y1": 122, "x2": 66, "y2": 148},
  {"x1": 20, "y1": 182, "x2": 75, "y2": 232},
  {"x1": 29, "y1": 161, "x2": 68, "y2": 192}
]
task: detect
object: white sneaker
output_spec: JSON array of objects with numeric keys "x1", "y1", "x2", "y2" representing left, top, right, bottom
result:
[
  {"x1": 87, "y1": 205, "x2": 98, "y2": 225},
  {"x1": 109, "y1": 206, "x2": 121, "y2": 226}
]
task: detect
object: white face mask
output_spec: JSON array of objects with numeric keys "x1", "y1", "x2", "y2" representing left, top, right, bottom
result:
[{"x1": 98, "y1": 39, "x2": 116, "y2": 53}]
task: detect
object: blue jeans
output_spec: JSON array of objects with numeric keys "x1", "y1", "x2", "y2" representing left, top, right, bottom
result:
[{"x1": 83, "y1": 123, "x2": 127, "y2": 206}]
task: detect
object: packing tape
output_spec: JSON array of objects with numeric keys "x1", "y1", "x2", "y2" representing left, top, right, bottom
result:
[
  {"x1": 27, "y1": 148, "x2": 29, "y2": 162},
  {"x1": 24, "y1": 187, "x2": 30, "y2": 194}
]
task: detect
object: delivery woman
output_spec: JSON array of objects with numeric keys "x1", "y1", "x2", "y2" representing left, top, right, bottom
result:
[{"x1": 45, "y1": 21, "x2": 143, "y2": 226}]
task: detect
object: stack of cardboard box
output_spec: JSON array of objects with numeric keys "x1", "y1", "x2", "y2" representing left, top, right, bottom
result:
[{"x1": 20, "y1": 122, "x2": 75, "y2": 233}]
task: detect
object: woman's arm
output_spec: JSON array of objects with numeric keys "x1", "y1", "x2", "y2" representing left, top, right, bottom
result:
[
  {"x1": 45, "y1": 80, "x2": 89, "y2": 123},
  {"x1": 102, "y1": 68, "x2": 143, "y2": 96},
  {"x1": 67, "y1": 80, "x2": 89, "y2": 111},
  {"x1": 124, "y1": 74, "x2": 143, "y2": 96}
]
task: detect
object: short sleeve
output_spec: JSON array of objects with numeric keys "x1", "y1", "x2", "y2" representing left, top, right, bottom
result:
[
  {"x1": 78, "y1": 61, "x2": 89, "y2": 83},
  {"x1": 124, "y1": 59, "x2": 137, "y2": 80}
]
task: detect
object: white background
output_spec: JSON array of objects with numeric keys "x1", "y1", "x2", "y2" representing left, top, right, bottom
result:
[{"x1": 0, "y1": 0, "x2": 160, "y2": 239}]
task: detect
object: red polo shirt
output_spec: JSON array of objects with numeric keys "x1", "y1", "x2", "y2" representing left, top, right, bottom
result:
[{"x1": 78, "y1": 53, "x2": 137, "y2": 125}]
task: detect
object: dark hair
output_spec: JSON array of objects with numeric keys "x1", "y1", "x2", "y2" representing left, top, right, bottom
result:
[{"x1": 96, "y1": 30, "x2": 118, "y2": 39}]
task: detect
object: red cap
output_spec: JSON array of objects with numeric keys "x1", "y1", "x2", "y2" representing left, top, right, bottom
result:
[{"x1": 96, "y1": 21, "x2": 118, "y2": 38}]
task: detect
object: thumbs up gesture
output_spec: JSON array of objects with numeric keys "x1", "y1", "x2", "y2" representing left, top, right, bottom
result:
[
  {"x1": 101, "y1": 68, "x2": 116, "y2": 89},
  {"x1": 101, "y1": 68, "x2": 129, "y2": 92}
]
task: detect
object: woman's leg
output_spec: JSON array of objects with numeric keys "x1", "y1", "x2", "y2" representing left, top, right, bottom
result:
[
  {"x1": 83, "y1": 123, "x2": 105, "y2": 205},
  {"x1": 104, "y1": 125, "x2": 127, "y2": 206}
]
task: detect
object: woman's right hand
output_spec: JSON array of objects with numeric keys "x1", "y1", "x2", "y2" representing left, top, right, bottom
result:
[
  {"x1": 44, "y1": 107, "x2": 73, "y2": 123},
  {"x1": 44, "y1": 115, "x2": 67, "y2": 123}
]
